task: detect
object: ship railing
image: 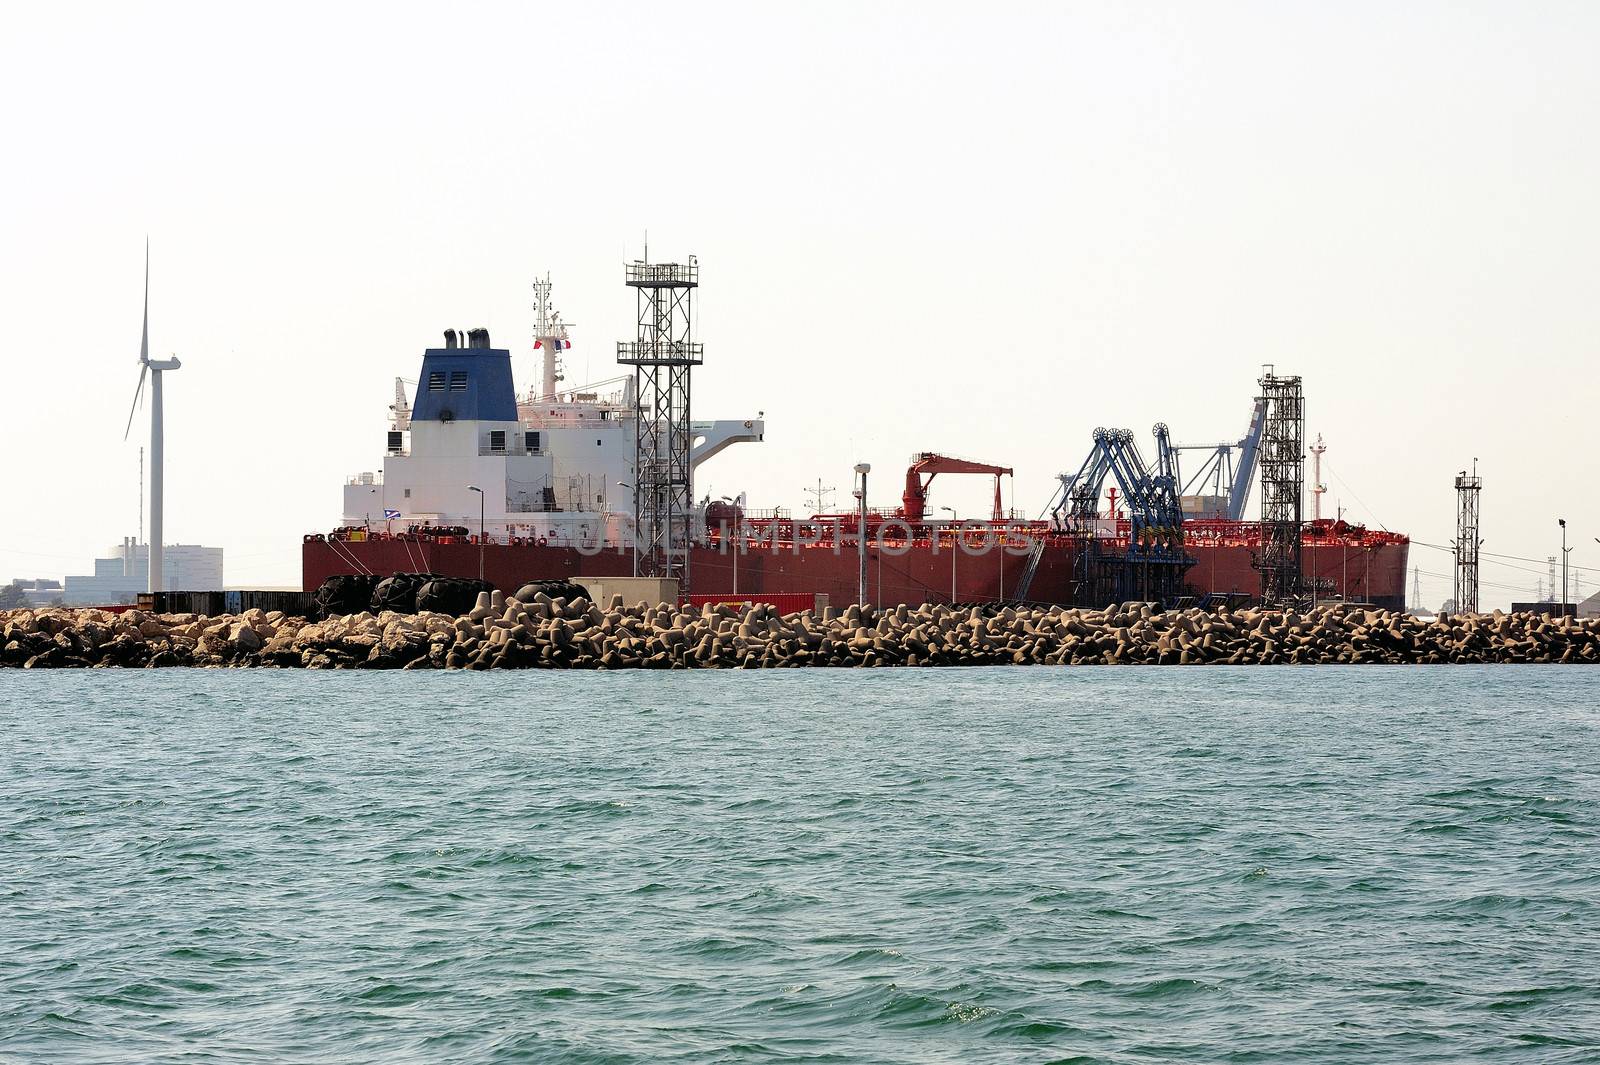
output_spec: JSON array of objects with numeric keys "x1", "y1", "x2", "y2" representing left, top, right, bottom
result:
[
  {"x1": 624, "y1": 261, "x2": 699, "y2": 286},
  {"x1": 617, "y1": 340, "x2": 704, "y2": 365},
  {"x1": 519, "y1": 415, "x2": 627, "y2": 430},
  {"x1": 708, "y1": 521, "x2": 1061, "y2": 552},
  {"x1": 1182, "y1": 518, "x2": 1410, "y2": 548},
  {"x1": 322, "y1": 528, "x2": 625, "y2": 550}
]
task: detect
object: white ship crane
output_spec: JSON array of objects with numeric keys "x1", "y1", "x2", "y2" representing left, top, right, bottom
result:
[{"x1": 390, "y1": 377, "x2": 413, "y2": 431}]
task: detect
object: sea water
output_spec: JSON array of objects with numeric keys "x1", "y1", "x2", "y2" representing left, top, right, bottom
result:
[{"x1": 2, "y1": 666, "x2": 1597, "y2": 1063}]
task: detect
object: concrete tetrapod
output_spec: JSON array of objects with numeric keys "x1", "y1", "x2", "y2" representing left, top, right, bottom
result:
[{"x1": 3, "y1": 600, "x2": 1598, "y2": 670}]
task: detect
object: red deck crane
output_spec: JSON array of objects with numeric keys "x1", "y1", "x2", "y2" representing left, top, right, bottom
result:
[{"x1": 900, "y1": 453, "x2": 1014, "y2": 524}]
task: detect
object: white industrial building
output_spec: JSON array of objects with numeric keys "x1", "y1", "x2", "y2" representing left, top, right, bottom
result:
[{"x1": 61, "y1": 540, "x2": 224, "y2": 605}]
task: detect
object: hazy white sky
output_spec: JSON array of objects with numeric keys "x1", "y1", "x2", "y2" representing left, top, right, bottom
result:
[{"x1": 2, "y1": 1, "x2": 1596, "y2": 608}]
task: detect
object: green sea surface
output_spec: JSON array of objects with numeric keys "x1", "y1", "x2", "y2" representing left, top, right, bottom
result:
[{"x1": 2, "y1": 666, "x2": 1597, "y2": 1063}]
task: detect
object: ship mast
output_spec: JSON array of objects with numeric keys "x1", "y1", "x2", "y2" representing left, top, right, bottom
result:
[
  {"x1": 532, "y1": 274, "x2": 571, "y2": 401},
  {"x1": 1310, "y1": 433, "x2": 1327, "y2": 522},
  {"x1": 804, "y1": 478, "x2": 836, "y2": 516}
]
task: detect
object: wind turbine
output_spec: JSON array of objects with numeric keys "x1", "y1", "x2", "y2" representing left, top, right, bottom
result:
[{"x1": 122, "y1": 241, "x2": 182, "y2": 593}]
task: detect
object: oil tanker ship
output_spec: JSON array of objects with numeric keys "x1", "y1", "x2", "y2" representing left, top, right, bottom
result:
[{"x1": 304, "y1": 272, "x2": 1407, "y2": 609}]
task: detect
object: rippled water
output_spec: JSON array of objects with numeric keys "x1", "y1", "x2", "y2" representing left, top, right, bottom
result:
[{"x1": 2, "y1": 666, "x2": 1598, "y2": 1063}]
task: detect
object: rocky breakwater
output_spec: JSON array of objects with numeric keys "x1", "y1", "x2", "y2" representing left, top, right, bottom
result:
[{"x1": 3, "y1": 595, "x2": 1600, "y2": 670}]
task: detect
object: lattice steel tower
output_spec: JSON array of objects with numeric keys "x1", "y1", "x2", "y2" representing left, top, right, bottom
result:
[
  {"x1": 617, "y1": 255, "x2": 702, "y2": 588},
  {"x1": 1453, "y1": 462, "x2": 1481, "y2": 613},
  {"x1": 1256, "y1": 368, "x2": 1305, "y2": 606}
]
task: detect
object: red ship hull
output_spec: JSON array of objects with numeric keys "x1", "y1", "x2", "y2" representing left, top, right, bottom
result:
[{"x1": 304, "y1": 526, "x2": 1408, "y2": 610}]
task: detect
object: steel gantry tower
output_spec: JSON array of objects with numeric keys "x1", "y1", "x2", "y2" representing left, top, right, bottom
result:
[
  {"x1": 617, "y1": 256, "x2": 702, "y2": 588},
  {"x1": 1453, "y1": 462, "x2": 1481, "y2": 613},
  {"x1": 1256, "y1": 368, "x2": 1305, "y2": 607}
]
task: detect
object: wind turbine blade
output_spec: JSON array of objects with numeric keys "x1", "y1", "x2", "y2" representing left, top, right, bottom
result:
[
  {"x1": 140, "y1": 238, "x2": 150, "y2": 364},
  {"x1": 123, "y1": 364, "x2": 148, "y2": 441}
]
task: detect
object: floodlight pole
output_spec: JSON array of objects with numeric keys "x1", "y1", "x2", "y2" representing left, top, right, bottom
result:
[
  {"x1": 468, "y1": 485, "x2": 485, "y2": 581},
  {"x1": 854, "y1": 463, "x2": 871, "y2": 607},
  {"x1": 1559, "y1": 518, "x2": 1569, "y2": 613},
  {"x1": 941, "y1": 506, "x2": 957, "y2": 603}
]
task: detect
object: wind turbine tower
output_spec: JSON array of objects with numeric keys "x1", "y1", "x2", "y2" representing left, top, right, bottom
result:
[{"x1": 122, "y1": 243, "x2": 183, "y2": 594}]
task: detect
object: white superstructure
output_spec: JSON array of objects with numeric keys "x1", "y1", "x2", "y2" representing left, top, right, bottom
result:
[{"x1": 340, "y1": 278, "x2": 762, "y2": 545}]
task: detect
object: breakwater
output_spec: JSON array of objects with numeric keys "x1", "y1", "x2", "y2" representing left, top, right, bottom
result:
[{"x1": 4, "y1": 593, "x2": 1598, "y2": 669}]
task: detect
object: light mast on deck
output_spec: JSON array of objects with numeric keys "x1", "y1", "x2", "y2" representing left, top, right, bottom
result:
[
  {"x1": 532, "y1": 274, "x2": 570, "y2": 401},
  {"x1": 1310, "y1": 433, "x2": 1327, "y2": 522}
]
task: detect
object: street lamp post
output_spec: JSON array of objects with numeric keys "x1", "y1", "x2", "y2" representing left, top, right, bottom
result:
[
  {"x1": 1587, "y1": 530, "x2": 1600, "y2": 604},
  {"x1": 1339, "y1": 503, "x2": 1347, "y2": 601},
  {"x1": 720, "y1": 495, "x2": 740, "y2": 595},
  {"x1": 999, "y1": 522, "x2": 1006, "y2": 602},
  {"x1": 1559, "y1": 518, "x2": 1570, "y2": 614},
  {"x1": 854, "y1": 463, "x2": 871, "y2": 607},
  {"x1": 1308, "y1": 523, "x2": 1315, "y2": 608},
  {"x1": 618, "y1": 481, "x2": 634, "y2": 576},
  {"x1": 467, "y1": 485, "x2": 485, "y2": 581},
  {"x1": 940, "y1": 506, "x2": 957, "y2": 603}
]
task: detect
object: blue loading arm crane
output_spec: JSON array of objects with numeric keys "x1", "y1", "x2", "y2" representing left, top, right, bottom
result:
[
  {"x1": 1173, "y1": 397, "x2": 1268, "y2": 521},
  {"x1": 1048, "y1": 430, "x2": 1117, "y2": 528},
  {"x1": 1105, "y1": 428, "x2": 1187, "y2": 562},
  {"x1": 1150, "y1": 423, "x2": 1187, "y2": 550},
  {"x1": 1228, "y1": 398, "x2": 1269, "y2": 521},
  {"x1": 1152, "y1": 423, "x2": 1184, "y2": 530},
  {"x1": 1047, "y1": 425, "x2": 1199, "y2": 605},
  {"x1": 1102, "y1": 430, "x2": 1153, "y2": 544}
]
